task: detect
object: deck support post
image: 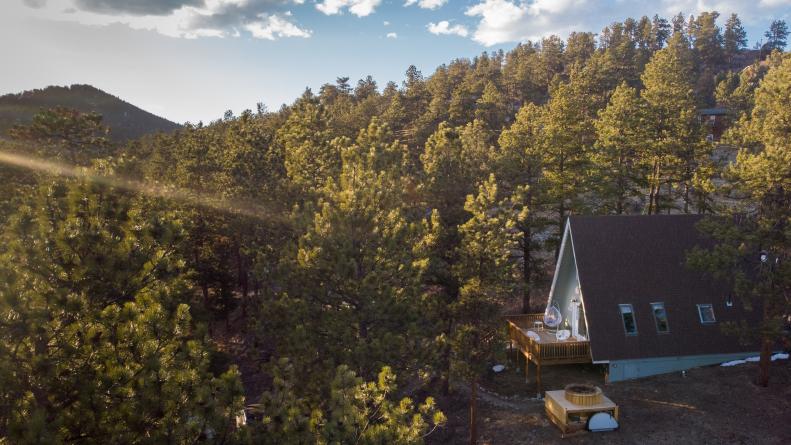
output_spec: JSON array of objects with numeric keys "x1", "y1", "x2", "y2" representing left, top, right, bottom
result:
[
  {"x1": 513, "y1": 342, "x2": 519, "y2": 370},
  {"x1": 536, "y1": 361, "x2": 542, "y2": 398},
  {"x1": 524, "y1": 353, "x2": 530, "y2": 383}
]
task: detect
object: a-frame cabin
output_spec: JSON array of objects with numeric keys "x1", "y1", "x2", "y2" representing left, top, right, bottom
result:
[{"x1": 507, "y1": 215, "x2": 760, "y2": 393}]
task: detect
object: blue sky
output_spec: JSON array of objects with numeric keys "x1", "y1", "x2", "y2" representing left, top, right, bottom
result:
[{"x1": 2, "y1": 0, "x2": 790, "y2": 123}]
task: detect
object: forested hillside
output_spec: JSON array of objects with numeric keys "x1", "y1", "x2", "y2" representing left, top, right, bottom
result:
[
  {"x1": 0, "y1": 84, "x2": 181, "y2": 142},
  {"x1": 0, "y1": 12, "x2": 789, "y2": 445}
]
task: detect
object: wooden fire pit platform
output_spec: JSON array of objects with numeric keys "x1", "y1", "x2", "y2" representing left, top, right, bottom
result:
[{"x1": 545, "y1": 389, "x2": 619, "y2": 438}]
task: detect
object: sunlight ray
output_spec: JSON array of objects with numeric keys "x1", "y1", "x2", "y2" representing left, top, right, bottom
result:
[{"x1": 0, "y1": 149, "x2": 283, "y2": 221}]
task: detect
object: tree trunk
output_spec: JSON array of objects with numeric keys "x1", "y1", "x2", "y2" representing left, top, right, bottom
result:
[
  {"x1": 469, "y1": 378, "x2": 478, "y2": 445},
  {"x1": 440, "y1": 318, "x2": 453, "y2": 396},
  {"x1": 665, "y1": 182, "x2": 673, "y2": 214},
  {"x1": 647, "y1": 160, "x2": 660, "y2": 215},
  {"x1": 201, "y1": 283, "x2": 209, "y2": 306},
  {"x1": 555, "y1": 201, "x2": 565, "y2": 260},
  {"x1": 757, "y1": 335, "x2": 771, "y2": 387},
  {"x1": 521, "y1": 226, "x2": 531, "y2": 313}
]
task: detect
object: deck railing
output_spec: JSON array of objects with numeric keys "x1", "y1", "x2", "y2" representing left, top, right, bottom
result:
[
  {"x1": 504, "y1": 313, "x2": 544, "y2": 329},
  {"x1": 505, "y1": 314, "x2": 591, "y2": 365}
]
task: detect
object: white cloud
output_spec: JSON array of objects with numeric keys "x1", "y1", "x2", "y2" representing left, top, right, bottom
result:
[
  {"x1": 404, "y1": 0, "x2": 448, "y2": 9},
  {"x1": 462, "y1": 0, "x2": 791, "y2": 46},
  {"x1": 316, "y1": 0, "x2": 382, "y2": 17},
  {"x1": 464, "y1": 0, "x2": 529, "y2": 45},
  {"x1": 427, "y1": 20, "x2": 469, "y2": 37},
  {"x1": 383, "y1": 20, "x2": 390, "y2": 25},
  {"x1": 386, "y1": 31, "x2": 398, "y2": 38},
  {"x1": 14, "y1": 0, "x2": 314, "y2": 40},
  {"x1": 244, "y1": 13, "x2": 311, "y2": 40}
]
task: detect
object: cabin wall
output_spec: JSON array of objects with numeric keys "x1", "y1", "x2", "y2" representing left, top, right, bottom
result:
[
  {"x1": 606, "y1": 352, "x2": 759, "y2": 382},
  {"x1": 548, "y1": 231, "x2": 587, "y2": 337}
]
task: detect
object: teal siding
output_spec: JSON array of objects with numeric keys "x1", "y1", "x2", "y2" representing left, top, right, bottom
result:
[
  {"x1": 607, "y1": 352, "x2": 759, "y2": 382},
  {"x1": 548, "y1": 228, "x2": 587, "y2": 337}
]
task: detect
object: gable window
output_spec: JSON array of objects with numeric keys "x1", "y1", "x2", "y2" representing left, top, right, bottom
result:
[
  {"x1": 651, "y1": 302, "x2": 670, "y2": 333},
  {"x1": 725, "y1": 294, "x2": 733, "y2": 307},
  {"x1": 697, "y1": 304, "x2": 716, "y2": 324},
  {"x1": 618, "y1": 304, "x2": 637, "y2": 335}
]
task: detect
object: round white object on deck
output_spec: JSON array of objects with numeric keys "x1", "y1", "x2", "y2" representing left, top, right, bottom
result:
[{"x1": 492, "y1": 364, "x2": 505, "y2": 373}]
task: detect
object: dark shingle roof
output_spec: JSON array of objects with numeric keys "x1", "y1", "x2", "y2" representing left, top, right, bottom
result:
[
  {"x1": 569, "y1": 215, "x2": 759, "y2": 362},
  {"x1": 699, "y1": 107, "x2": 728, "y2": 115}
]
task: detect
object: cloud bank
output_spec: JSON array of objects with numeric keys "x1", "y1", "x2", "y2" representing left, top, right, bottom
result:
[
  {"x1": 73, "y1": 0, "x2": 205, "y2": 16},
  {"x1": 20, "y1": 0, "x2": 312, "y2": 40},
  {"x1": 404, "y1": 0, "x2": 447, "y2": 10},
  {"x1": 315, "y1": 0, "x2": 381, "y2": 17},
  {"x1": 461, "y1": 0, "x2": 791, "y2": 46}
]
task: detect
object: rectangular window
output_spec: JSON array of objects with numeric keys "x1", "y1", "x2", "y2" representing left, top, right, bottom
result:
[
  {"x1": 651, "y1": 302, "x2": 670, "y2": 333},
  {"x1": 619, "y1": 304, "x2": 637, "y2": 335},
  {"x1": 697, "y1": 304, "x2": 716, "y2": 324}
]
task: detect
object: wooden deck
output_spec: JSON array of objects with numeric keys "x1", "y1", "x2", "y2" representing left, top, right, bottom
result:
[{"x1": 505, "y1": 314, "x2": 592, "y2": 396}]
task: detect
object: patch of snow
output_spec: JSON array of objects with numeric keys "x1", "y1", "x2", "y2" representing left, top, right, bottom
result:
[
  {"x1": 721, "y1": 353, "x2": 789, "y2": 367},
  {"x1": 492, "y1": 364, "x2": 505, "y2": 373}
]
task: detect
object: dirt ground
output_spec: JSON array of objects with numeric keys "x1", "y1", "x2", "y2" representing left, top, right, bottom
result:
[{"x1": 429, "y1": 359, "x2": 791, "y2": 445}]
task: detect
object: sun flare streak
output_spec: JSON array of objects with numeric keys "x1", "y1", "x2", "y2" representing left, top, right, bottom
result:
[{"x1": 0, "y1": 150, "x2": 282, "y2": 221}]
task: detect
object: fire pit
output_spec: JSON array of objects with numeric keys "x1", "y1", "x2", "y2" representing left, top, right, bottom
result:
[
  {"x1": 564, "y1": 384, "x2": 603, "y2": 406},
  {"x1": 545, "y1": 384, "x2": 619, "y2": 437}
]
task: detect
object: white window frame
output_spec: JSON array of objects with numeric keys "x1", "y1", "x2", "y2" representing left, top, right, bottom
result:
[
  {"x1": 650, "y1": 302, "x2": 670, "y2": 333},
  {"x1": 618, "y1": 304, "x2": 638, "y2": 336},
  {"x1": 697, "y1": 304, "x2": 716, "y2": 324}
]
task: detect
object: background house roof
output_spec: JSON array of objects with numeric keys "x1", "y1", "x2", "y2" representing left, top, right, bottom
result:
[
  {"x1": 569, "y1": 215, "x2": 759, "y2": 362},
  {"x1": 699, "y1": 107, "x2": 728, "y2": 116}
]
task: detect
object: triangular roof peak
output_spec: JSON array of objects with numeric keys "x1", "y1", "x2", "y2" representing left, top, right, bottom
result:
[{"x1": 551, "y1": 214, "x2": 757, "y2": 362}]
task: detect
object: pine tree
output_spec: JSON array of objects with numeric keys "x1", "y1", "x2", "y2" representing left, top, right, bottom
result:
[
  {"x1": 452, "y1": 175, "x2": 518, "y2": 445},
  {"x1": 474, "y1": 81, "x2": 508, "y2": 132},
  {"x1": 250, "y1": 360, "x2": 446, "y2": 444},
  {"x1": 565, "y1": 32, "x2": 596, "y2": 67},
  {"x1": 421, "y1": 122, "x2": 490, "y2": 228},
  {"x1": 692, "y1": 12, "x2": 724, "y2": 69},
  {"x1": 10, "y1": 107, "x2": 111, "y2": 166},
  {"x1": 541, "y1": 80, "x2": 595, "y2": 245},
  {"x1": 672, "y1": 13, "x2": 685, "y2": 34},
  {"x1": 689, "y1": 54, "x2": 791, "y2": 387},
  {"x1": 764, "y1": 20, "x2": 789, "y2": 52},
  {"x1": 276, "y1": 94, "x2": 340, "y2": 196},
  {"x1": 497, "y1": 103, "x2": 551, "y2": 312},
  {"x1": 264, "y1": 120, "x2": 430, "y2": 390},
  {"x1": 0, "y1": 170, "x2": 244, "y2": 442},
  {"x1": 651, "y1": 14, "x2": 671, "y2": 50},
  {"x1": 723, "y1": 13, "x2": 748, "y2": 63},
  {"x1": 641, "y1": 33, "x2": 707, "y2": 213},
  {"x1": 592, "y1": 82, "x2": 650, "y2": 214}
]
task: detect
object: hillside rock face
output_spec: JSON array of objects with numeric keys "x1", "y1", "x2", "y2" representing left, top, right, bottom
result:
[{"x1": 0, "y1": 84, "x2": 180, "y2": 142}]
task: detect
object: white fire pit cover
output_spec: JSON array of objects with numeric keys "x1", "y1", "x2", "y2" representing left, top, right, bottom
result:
[{"x1": 588, "y1": 412, "x2": 618, "y2": 432}]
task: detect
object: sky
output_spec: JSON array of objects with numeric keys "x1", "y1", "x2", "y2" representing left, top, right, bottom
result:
[{"x1": 2, "y1": 0, "x2": 790, "y2": 124}]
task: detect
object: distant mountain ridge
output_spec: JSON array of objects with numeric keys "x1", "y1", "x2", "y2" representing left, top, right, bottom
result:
[{"x1": 0, "y1": 84, "x2": 181, "y2": 142}]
